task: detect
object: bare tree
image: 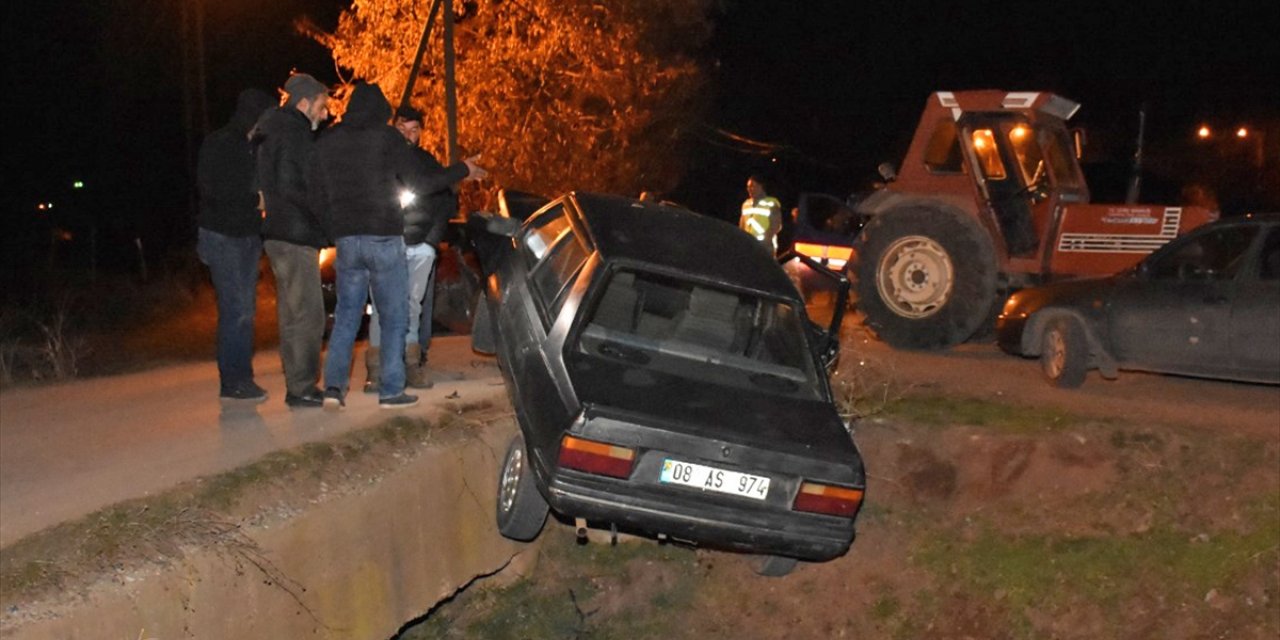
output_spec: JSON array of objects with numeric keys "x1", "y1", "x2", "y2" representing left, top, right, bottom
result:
[{"x1": 308, "y1": 0, "x2": 714, "y2": 195}]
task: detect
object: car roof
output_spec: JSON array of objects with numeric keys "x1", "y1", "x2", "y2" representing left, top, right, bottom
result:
[{"x1": 567, "y1": 192, "x2": 801, "y2": 301}]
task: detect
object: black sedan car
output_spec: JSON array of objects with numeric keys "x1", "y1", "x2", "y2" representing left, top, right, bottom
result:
[
  {"x1": 998, "y1": 213, "x2": 1280, "y2": 387},
  {"x1": 470, "y1": 192, "x2": 865, "y2": 575}
]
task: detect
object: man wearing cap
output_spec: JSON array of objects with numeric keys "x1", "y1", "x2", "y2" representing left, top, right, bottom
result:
[
  {"x1": 197, "y1": 88, "x2": 275, "y2": 403},
  {"x1": 309, "y1": 81, "x2": 484, "y2": 410},
  {"x1": 253, "y1": 72, "x2": 330, "y2": 408},
  {"x1": 361, "y1": 105, "x2": 486, "y2": 392}
]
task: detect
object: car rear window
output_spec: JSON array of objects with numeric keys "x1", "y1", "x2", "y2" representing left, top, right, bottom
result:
[{"x1": 573, "y1": 268, "x2": 822, "y2": 399}]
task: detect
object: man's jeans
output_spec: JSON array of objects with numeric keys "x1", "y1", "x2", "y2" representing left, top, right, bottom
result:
[
  {"x1": 369, "y1": 242, "x2": 436, "y2": 348},
  {"x1": 325, "y1": 235, "x2": 409, "y2": 398},
  {"x1": 197, "y1": 228, "x2": 260, "y2": 391},
  {"x1": 264, "y1": 239, "x2": 325, "y2": 397}
]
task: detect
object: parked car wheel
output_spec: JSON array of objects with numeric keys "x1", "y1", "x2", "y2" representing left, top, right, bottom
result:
[
  {"x1": 496, "y1": 433, "x2": 549, "y2": 541},
  {"x1": 1040, "y1": 316, "x2": 1088, "y2": 388},
  {"x1": 750, "y1": 554, "x2": 798, "y2": 577}
]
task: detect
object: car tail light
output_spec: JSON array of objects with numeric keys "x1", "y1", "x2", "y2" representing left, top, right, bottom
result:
[
  {"x1": 558, "y1": 435, "x2": 636, "y2": 479},
  {"x1": 793, "y1": 482, "x2": 863, "y2": 517}
]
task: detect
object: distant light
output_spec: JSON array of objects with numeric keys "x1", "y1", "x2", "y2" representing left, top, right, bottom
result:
[
  {"x1": 770, "y1": 157, "x2": 778, "y2": 163},
  {"x1": 37, "y1": 203, "x2": 47, "y2": 211},
  {"x1": 1236, "y1": 127, "x2": 1249, "y2": 139},
  {"x1": 73, "y1": 180, "x2": 85, "y2": 189},
  {"x1": 1197, "y1": 126, "x2": 1211, "y2": 139}
]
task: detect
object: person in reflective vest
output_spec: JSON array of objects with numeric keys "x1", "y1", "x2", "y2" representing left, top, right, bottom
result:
[{"x1": 739, "y1": 175, "x2": 781, "y2": 253}]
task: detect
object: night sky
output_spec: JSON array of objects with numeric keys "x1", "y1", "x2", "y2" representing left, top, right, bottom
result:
[{"x1": 3, "y1": 0, "x2": 1278, "y2": 277}]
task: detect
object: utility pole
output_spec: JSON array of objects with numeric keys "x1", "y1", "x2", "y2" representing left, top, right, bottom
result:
[{"x1": 444, "y1": 0, "x2": 459, "y2": 163}]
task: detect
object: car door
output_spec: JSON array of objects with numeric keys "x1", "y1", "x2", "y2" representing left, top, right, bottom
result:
[
  {"x1": 1107, "y1": 224, "x2": 1259, "y2": 377},
  {"x1": 498, "y1": 201, "x2": 593, "y2": 458},
  {"x1": 1230, "y1": 226, "x2": 1280, "y2": 382}
]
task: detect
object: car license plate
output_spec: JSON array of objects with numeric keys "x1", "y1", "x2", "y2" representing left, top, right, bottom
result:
[{"x1": 660, "y1": 459, "x2": 770, "y2": 500}]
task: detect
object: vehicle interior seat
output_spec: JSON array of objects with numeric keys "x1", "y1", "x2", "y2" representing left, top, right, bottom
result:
[
  {"x1": 673, "y1": 287, "x2": 739, "y2": 352},
  {"x1": 593, "y1": 271, "x2": 638, "y2": 331}
]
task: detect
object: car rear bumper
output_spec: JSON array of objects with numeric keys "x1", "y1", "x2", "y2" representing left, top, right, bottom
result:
[{"x1": 545, "y1": 471, "x2": 855, "y2": 562}]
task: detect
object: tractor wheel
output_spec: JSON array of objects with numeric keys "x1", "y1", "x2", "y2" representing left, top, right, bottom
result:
[
  {"x1": 852, "y1": 207, "x2": 998, "y2": 350},
  {"x1": 1039, "y1": 316, "x2": 1089, "y2": 388}
]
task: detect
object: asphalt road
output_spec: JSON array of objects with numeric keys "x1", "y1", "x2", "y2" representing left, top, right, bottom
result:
[{"x1": 0, "y1": 337, "x2": 506, "y2": 547}]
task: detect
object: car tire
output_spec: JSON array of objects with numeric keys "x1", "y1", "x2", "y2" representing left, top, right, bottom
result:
[
  {"x1": 852, "y1": 207, "x2": 998, "y2": 350},
  {"x1": 1040, "y1": 316, "x2": 1089, "y2": 388},
  {"x1": 750, "y1": 554, "x2": 799, "y2": 577},
  {"x1": 496, "y1": 433, "x2": 549, "y2": 542}
]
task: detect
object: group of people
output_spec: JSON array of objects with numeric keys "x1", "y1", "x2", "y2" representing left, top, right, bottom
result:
[{"x1": 196, "y1": 72, "x2": 486, "y2": 411}]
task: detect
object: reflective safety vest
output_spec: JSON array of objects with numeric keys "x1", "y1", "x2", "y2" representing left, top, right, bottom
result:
[{"x1": 740, "y1": 196, "x2": 782, "y2": 249}]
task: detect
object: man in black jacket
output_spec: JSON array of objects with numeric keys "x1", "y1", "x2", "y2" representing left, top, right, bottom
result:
[
  {"x1": 255, "y1": 72, "x2": 330, "y2": 408},
  {"x1": 309, "y1": 82, "x2": 482, "y2": 409},
  {"x1": 197, "y1": 88, "x2": 275, "y2": 402},
  {"x1": 362, "y1": 106, "x2": 486, "y2": 391}
]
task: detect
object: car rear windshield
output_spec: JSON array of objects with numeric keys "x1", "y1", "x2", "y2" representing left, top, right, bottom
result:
[{"x1": 573, "y1": 268, "x2": 822, "y2": 399}]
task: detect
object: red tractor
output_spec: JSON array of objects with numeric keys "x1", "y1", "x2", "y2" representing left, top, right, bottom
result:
[{"x1": 845, "y1": 90, "x2": 1216, "y2": 349}]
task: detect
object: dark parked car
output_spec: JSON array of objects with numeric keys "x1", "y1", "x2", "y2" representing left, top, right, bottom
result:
[
  {"x1": 470, "y1": 192, "x2": 865, "y2": 575},
  {"x1": 997, "y1": 213, "x2": 1280, "y2": 387}
]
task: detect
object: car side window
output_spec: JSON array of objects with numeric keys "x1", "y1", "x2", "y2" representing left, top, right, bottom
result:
[
  {"x1": 520, "y1": 203, "x2": 570, "y2": 263},
  {"x1": 531, "y1": 231, "x2": 590, "y2": 320},
  {"x1": 1258, "y1": 229, "x2": 1280, "y2": 281},
  {"x1": 1148, "y1": 226, "x2": 1259, "y2": 281}
]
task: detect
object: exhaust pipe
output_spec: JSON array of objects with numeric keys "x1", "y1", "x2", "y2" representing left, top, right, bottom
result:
[{"x1": 575, "y1": 517, "x2": 588, "y2": 542}]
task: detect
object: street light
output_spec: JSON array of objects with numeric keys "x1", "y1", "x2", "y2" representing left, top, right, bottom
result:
[
  {"x1": 1236, "y1": 127, "x2": 1249, "y2": 139},
  {"x1": 1197, "y1": 125, "x2": 1211, "y2": 139}
]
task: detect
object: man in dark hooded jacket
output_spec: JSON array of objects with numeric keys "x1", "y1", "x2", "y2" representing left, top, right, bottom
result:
[
  {"x1": 309, "y1": 81, "x2": 482, "y2": 409},
  {"x1": 254, "y1": 72, "x2": 330, "y2": 408},
  {"x1": 197, "y1": 88, "x2": 275, "y2": 402},
  {"x1": 362, "y1": 106, "x2": 486, "y2": 392}
]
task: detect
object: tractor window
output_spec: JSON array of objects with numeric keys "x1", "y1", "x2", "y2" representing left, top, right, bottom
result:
[
  {"x1": 970, "y1": 129, "x2": 1006, "y2": 180},
  {"x1": 1044, "y1": 128, "x2": 1085, "y2": 191},
  {"x1": 1007, "y1": 124, "x2": 1045, "y2": 187},
  {"x1": 924, "y1": 120, "x2": 964, "y2": 173}
]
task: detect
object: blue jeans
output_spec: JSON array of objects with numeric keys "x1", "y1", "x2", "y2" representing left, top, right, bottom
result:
[
  {"x1": 369, "y1": 242, "x2": 436, "y2": 348},
  {"x1": 197, "y1": 228, "x2": 261, "y2": 391},
  {"x1": 324, "y1": 235, "x2": 409, "y2": 398}
]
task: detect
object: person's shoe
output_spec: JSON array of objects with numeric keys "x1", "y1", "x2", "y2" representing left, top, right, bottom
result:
[
  {"x1": 285, "y1": 387, "x2": 325, "y2": 408},
  {"x1": 404, "y1": 344, "x2": 433, "y2": 389},
  {"x1": 220, "y1": 382, "x2": 268, "y2": 403},
  {"x1": 322, "y1": 387, "x2": 345, "y2": 412},
  {"x1": 379, "y1": 393, "x2": 419, "y2": 409}
]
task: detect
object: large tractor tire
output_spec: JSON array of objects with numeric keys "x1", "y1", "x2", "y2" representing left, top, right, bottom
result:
[{"x1": 852, "y1": 207, "x2": 998, "y2": 350}]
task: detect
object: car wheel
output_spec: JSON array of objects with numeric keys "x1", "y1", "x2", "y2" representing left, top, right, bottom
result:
[
  {"x1": 852, "y1": 206, "x2": 998, "y2": 350},
  {"x1": 496, "y1": 433, "x2": 549, "y2": 541},
  {"x1": 750, "y1": 554, "x2": 799, "y2": 577},
  {"x1": 1040, "y1": 317, "x2": 1089, "y2": 388}
]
